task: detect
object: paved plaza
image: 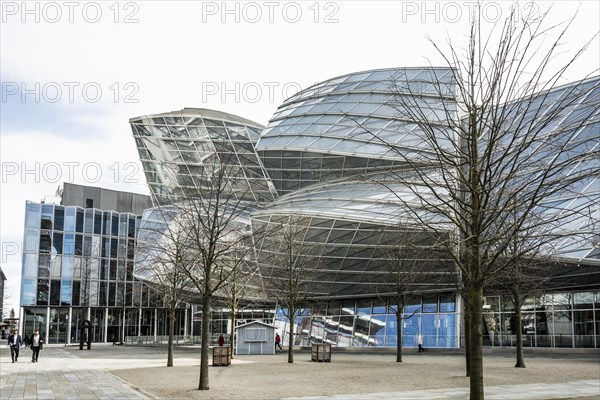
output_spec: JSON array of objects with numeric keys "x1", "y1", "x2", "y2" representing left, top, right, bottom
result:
[{"x1": 0, "y1": 345, "x2": 598, "y2": 399}]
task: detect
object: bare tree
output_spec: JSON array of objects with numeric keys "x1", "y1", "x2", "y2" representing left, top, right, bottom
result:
[
  {"x1": 136, "y1": 205, "x2": 194, "y2": 366},
  {"x1": 374, "y1": 229, "x2": 446, "y2": 362},
  {"x1": 364, "y1": 5, "x2": 598, "y2": 399},
  {"x1": 254, "y1": 215, "x2": 322, "y2": 363},
  {"x1": 492, "y1": 214, "x2": 564, "y2": 368},
  {"x1": 1, "y1": 288, "x2": 13, "y2": 321},
  {"x1": 219, "y1": 257, "x2": 258, "y2": 358},
  {"x1": 173, "y1": 156, "x2": 257, "y2": 390}
]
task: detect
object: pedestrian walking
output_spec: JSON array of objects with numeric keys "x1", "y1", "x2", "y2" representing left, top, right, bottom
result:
[
  {"x1": 417, "y1": 333, "x2": 425, "y2": 353},
  {"x1": 29, "y1": 330, "x2": 43, "y2": 363},
  {"x1": 275, "y1": 333, "x2": 283, "y2": 351},
  {"x1": 7, "y1": 329, "x2": 23, "y2": 363}
]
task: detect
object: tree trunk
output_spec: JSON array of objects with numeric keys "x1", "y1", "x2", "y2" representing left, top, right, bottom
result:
[
  {"x1": 468, "y1": 285, "x2": 484, "y2": 400},
  {"x1": 287, "y1": 311, "x2": 294, "y2": 363},
  {"x1": 396, "y1": 307, "x2": 403, "y2": 362},
  {"x1": 167, "y1": 307, "x2": 175, "y2": 367},
  {"x1": 229, "y1": 304, "x2": 236, "y2": 359},
  {"x1": 514, "y1": 302, "x2": 525, "y2": 368},
  {"x1": 121, "y1": 308, "x2": 126, "y2": 344},
  {"x1": 198, "y1": 295, "x2": 211, "y2": 390},
  {"x1": 464, "y1": 293, "x2": 471, "y2": 377}
]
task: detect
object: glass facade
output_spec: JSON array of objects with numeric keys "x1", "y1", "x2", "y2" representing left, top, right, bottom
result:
[
  {"x1": 483, "y1": 292, "x2": 600, "y2": 349},
  {"x1": 129, "y1": 68, "x2": 599, "y2": 349},
  {"x1": 273, "y1": 295, "x2": 458, "y2": 349},
  {"x1": 130, "y1": 108, "x2": 277, "y2": 205},
  {"x1": 20, "y1": 200, "x2": 189, "y2": 344}
]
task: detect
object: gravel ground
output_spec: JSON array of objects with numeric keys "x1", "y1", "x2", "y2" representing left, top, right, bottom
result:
[{"x1": 110, "y1": 348, "x2": 600, "y2": 400}]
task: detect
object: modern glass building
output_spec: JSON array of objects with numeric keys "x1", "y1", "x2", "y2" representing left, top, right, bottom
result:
[
  {"x1": 130, "y1": 68, "x2": 599, "y2": 349},
  {"x1": 19, "y1": 184, "x2": 192, "y2": 344},
  {"x1": 129, "y1": 108, "x2": 277, "y2": 205}
]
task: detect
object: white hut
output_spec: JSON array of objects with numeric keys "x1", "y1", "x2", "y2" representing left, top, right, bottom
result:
[{"x1": 235, "y1": 321, "x2": 275, "y2": 355}]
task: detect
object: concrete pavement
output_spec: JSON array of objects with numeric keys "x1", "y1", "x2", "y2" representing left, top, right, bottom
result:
[
  {"x1": 1, "y1": 345, "x2": 598, "y2": 399},
  {"x1": 0, "y1": 347, "x2": 152, "y2": 399},
  {"x1": 285, "y1": 380, "x2": 600, "y2": 399}
]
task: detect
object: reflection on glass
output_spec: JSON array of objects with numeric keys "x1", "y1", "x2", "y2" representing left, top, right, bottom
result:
[{"x1": 60, "y1": 280, "x2": 71, "y2": 306}]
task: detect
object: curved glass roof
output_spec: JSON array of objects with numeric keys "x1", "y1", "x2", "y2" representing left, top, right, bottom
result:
[
  {"x1": 253, "y1": 173, "x2": 451, "y2": 228},
  {"x1": 257, "y1": 67, "x2": 457, "y2": 157},
  {"x1": 256, "y1": 67, "x2": 458, "y2": 195},
  {"x1": 497, "y1": 77, "x2": 600, "y2": 262}
]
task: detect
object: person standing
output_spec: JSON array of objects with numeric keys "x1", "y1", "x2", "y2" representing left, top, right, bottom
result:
[
  {"x1": 275, "y1": 333, "x2": 283, "y2": 351},
  {"x1": 417, "y1": 333, "x2": 424, "y2": 353},
  {"x1": 29, "y1": 330, "x2": 43, "y2": 363},
  {"x1": 7, "y1": 329, "x2": 23, "y2": 363}
]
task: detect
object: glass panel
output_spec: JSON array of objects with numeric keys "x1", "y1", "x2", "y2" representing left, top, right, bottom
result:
[
  {"x1": 103, "y1": 212, "x2": 111, "y2": 235},
  {"x1": 439, "y1": 294, "x2": 456, "y2": 312},
  {"x1": 501, "y1": 312, "x2": 516, "y2": 335},
  {"x1": 22, "y1": 253, "x2": 38, "y2": 277},
  {"x1": 421, "y1": 314, "x2": 437, "y2": 347},
  {"x1": 550, "y1": 310, "x2": 573, "y2": 348},
  {"x1": 60, "y1": 281, "x2": 72, "y2": 306},
  {"x1": 62, "y1": 254, "x2": 73, "y2": 279},
  {"x1": 71, "y1": 281, "x2": 80, "y2": 306},
  {"x1": 422, "y1": 295, "x2": 437, "y2": 313},
  {"x1": 39, "y1": 232, "x2": 52, "y2": 253},
  {"x1": 111, "y1": 215, "x2": 119, "y2": 236},
  {"x1": 356, "y1": 299, "x2": 371, "y2": 315},
  {"x1": 595, "y1": 310, "x2": 600, "y2": 349},
  {"x1": 53, "y1": 232, "x2": 63, "y2": 255},
  {"x1": 24, "y1": 228, "x2": 39, "y2": 252},
  {"x1": 439, "y1": 314, "x2": 457, "y2": 348},
  {"x1": 574, "y1": 310, "x2": 594, "y2": 348},
  {"x1": 327, "y1": 301, "x2": 341, "y2": 315},
  {"x1": 76, "y1": 210, "x2": 84, "y2": 232},
  {"x1": 25, "y1": 203, "x2": 41, "y2": 228},
  {"x1": 370, "y1": 315, "x2": 386, "y2": 347},
  {"x1": 94, "y1": 212, "x2": 102, "y2": 235},
  {"x1": 64, "y1": 208, "x2": 75, "y2": 232},
  {"x1": 574, "y1": 292, "x2": 594, "y2": 309},
  {"x1": 41, "y1": 204, "x2": 53, "y2": 229},
  {"x1": 37, "y1": 278, "x2": 49, "y2": 305},
  {"x1": 339, "y1": 299, "x2": 354, "y2": 314},
  {"x1": 21, "y1": 278, "x2": 37, "y2": 305},
  {"x1": 553, "y1": 293, "x2": 573, "y2": 310},
  {"x1": 385, "y1": 314, "x2": 398, "y2": 347},
  {"x1": 535, "y1": 310, "x2": 551, "y2": 347},
  {"x1": 110, "y1": 260, "x2": 117, "y2": 280},
  {"x1": 50, "y1": 279, "x2": 61, "y2": 305},
  {"x1": 51, "y1": 256, "x2": 62, "y2": 278},
  {"x1": 522, "y1": 312, "x2": 536, "y2": 337},
  {"x1": 54, "y1": 207, "x2": 64, "y2": 231},
  {"x1": 372, "y1": 300, "x2": 387, "y2": 314},
  {"x1": 99, "y1": 282, "x2": 107, "y2": 306},
  {"x1": 38, "y1": 254, "x2": 50, "y2": 278},
  {"x1": 101, "y1": 237, "x2": 109, "y2": 258},
  {"x1": 74, "y1": 235, "x2": 83, "y2": 256},
  {"x1": 84, "y1": 209, "x2": 94, "y2": 233},
  {"x1": 536, "y1": 294, "x2": 553, "y2": 311}
]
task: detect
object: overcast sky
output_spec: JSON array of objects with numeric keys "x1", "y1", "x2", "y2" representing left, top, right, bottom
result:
[{"x1": 1, "y1": 1, "x2": 598, "y2": 317}]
